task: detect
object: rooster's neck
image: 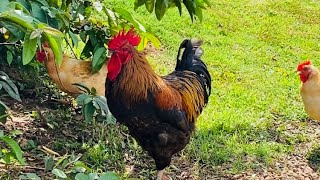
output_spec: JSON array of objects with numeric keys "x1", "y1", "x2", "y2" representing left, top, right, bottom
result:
[{"x1": 113, "y1": 51, "x2": 166, "y2": 105}]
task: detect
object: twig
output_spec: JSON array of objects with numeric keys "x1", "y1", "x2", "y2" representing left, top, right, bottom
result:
[
  {"x1": 47, "y1": 98, "x2": 71, "y2": 106},
  {"x1": 41, "y1": 146, "x2": 61, "y2": 156},
  {"x1": 64, "y1": 36, "x2": 79, "y2": 60},
  {"x1": 0, "y1": 163, "x2": 46, "y2": 171},
  {"x1": 0, "y1": 42, "x2": 21, "y2": 46}
]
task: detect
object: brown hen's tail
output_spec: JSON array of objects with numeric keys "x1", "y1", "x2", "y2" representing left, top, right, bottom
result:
[{"x1": 175, "y1": 39, "x2": 211, "y2": 103}]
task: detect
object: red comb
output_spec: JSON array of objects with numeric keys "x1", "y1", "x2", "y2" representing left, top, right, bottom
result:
[
  {"x1": 43, "y1": 42, "x2": 49, "y2": 47},
  {"x1": 108, "y1": 28, "x2": 141, "y2": 50},
  {"x1": 297, "y1": 60, "x2": 311, "y2": 71}
]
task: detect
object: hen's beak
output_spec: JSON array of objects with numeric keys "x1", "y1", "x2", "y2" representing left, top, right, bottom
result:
[{"x1": 107, "y1": 49, "x2": 114, "y2": 58}]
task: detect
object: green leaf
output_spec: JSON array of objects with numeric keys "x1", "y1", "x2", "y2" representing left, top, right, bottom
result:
[
  {"x1": 0, "y1": 136, "x2": 25, "y2": 165},
  {"x1": 88, "y1": 173, "x2": 98, "y2": 180},
  {"x1": 30, "y1": 1, "x2": 47, "y2": 23},
  {"x1": 8, "y1": 2, "x2": 31, "y2": 15},
  {"x1": 6, "y1": 51, "x2": 13, "y2": 65},
  {"x1": 83, "y1": 102, "x2": 95, "y2": 123},
  {"x1": 94, "y1": 96, "x2": 109, "y2": 113},
  {"x1": 73, "y1": 161, "x2": 92, "y2": 172},
  {"x1": 0, "y1": 11, "x2": 35, "y2": 30},
  {"x1": 134, "y1": 0, "x2": 146, "y2": 10},
  {"x1": 30, "y1": 29, "x2": 42, "y2": 39},
  {"x1": 76, "y1": 94, "x2": 90, "y2": 105},
  {"x1": 75, "y1": 173, "x2": 90, "y2": 180},
  {"x1": 52, "y1": 168, "x2": 67, "y2": 179},
  {"x1": 42, "y1": 26, "x2": 64, "y2": 37},
  {"x1": 0, "y1": 72, "x2": 22, "y2": 102},
  {"x1": 68, "y1": 31, "x2": 78, "y2": 47},
  {"x1": 98, "y1": 172, "x2": 118, "y2": 180},
  {"x1": 141, "y1": 32, "x2": 161, "y2": 49},
  {"x1": 15, "y1": 0, "x2": 31, "y2": 11},
  {"x1": 44, "y1": 33, "x2": 62, "y2": 65},
  {"x1": 3, "y1": 153, "x2": 12, "y2": 164},
  {"x1": 44, "y1": 156, "x2": 54, "y2": 171},
  {"x1": 113, "y1": 8, "x2": 146, "y2": 32},
  {"x1": 103, "y1": 8, "x2": 117, "y2": 29},
  {"x1": 1, "y1": 21, "x2": 25, "y2": 41},
  {"x1": 0, "y1": 0, "x2": 10, "y2": 13},
  {"x1": 137, "y1": 36, "x2": 148, "y2": 51},
  {"x1": 24, "y1": 173, "x2": 41, "y2": 180},
  {"x1": 183, "y1": 0, "x2": 195, "y2": 21},
  {"x1": 10, "y1": 130, "x2": 23, "y2": 137},
  {"x1": 92, "y1": 47, "x2": 107, "y2": 73},
  {"x1": 0, "y1": 101, "x2": 8, "y2": 123},
  {"x1": 90, "y1": 87, "x2": 97, "y2": 96},
  {"x1": 145, "y1": 0, "x2": 155, "y2": 13},
  {"x1": 35, "y1": 0, "x2": 49, "y2": 6},
  {"x1": 22, "y1": 31, "x2": 38, "y2": 65},
  {"x1": 173, "y1": 0, "x2": 182, "y2": 15},
  {"x1": 81, "y1": 39, "x2": 93, "y2": 58},
  {"x1": 155, "y1": 0, "x2": 168, "y2": 20},
  {"x1": 83, "y1": 97, "x2": 93, "y2": 105},
  {"x1": 0, "y1": 101, "x2": 8, "y2": 110}
]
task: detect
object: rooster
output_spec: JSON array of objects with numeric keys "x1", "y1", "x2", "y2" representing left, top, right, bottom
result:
[
  {"x1": 105, "y1": 29, "x2": 211, "y2": 179},
  {"x1": 36, "y1": 45, "x2": 107, "y2": 97},
  {"x1": 297, "y1": 60, "x2": 320, "y2": 120}
]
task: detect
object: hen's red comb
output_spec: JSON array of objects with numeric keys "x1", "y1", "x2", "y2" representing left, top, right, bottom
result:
[
  {"x1": 108, "y1": 28, "x2": 141, "y2": 50},
  {"x1": 43, "y1": 42, "x2": 49, "y2": 47},
  {"x1": 297, "y1": 60, "x2": 312, "y2": 71}
]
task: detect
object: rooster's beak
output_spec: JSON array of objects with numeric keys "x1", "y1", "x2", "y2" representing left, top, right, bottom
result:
[{"x1": 108, "y1": 49, "x2": 115, "y2": 54}]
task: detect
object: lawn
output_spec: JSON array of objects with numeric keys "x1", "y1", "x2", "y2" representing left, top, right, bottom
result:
[
  {"x1": 105, "y1": 0, "x2": 320, "y2": 171},
  {"x1": 2, "y1": 0, "x2": 320, "y2": 179}
]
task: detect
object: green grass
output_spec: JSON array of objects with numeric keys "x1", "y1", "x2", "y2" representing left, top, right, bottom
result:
[{"x1": 101, "y1": 0, "x2": 320, "y2": 173}]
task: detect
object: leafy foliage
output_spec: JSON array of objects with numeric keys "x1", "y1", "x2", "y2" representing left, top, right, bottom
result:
[
  {"x1": 0, "y1": 71, "x2": 25, "y2": 167},
  {"x1": 0, "y1": 71, "x2": 21, "y2": 123},
  {"x1": 75, "y1": 83, "x2": 116, "y2": 124},
  {"x1": 0, "y1": 130, "x2": 26, "y2": 165},
  {"x1": 0, "y1": 0, "x2": 208, "y2": 68},
  {"x1": 134, "y1": 0, "x2": 210, "y2": 21},
  {"x1": 18, "y1": 153, "x2": 120, "y2": 179}
]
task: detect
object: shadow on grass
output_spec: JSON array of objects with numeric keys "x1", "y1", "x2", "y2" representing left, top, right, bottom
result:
[{"x1": 307, "y1": 146, "x2": 320, "y2": 171}]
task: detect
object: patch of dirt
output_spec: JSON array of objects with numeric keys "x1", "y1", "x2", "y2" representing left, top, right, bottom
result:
[
  {"x1": 231, "y1": 120, "x2": 320, "y2": 180},
  {"x1": 0, "y1": 93, "x2": 84, "y2": 178}
]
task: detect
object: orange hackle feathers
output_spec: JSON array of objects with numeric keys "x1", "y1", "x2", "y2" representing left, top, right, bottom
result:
[
  {"x1": 110, "y1": 52, "x2": 166, "y2": 107},
  {"x1": 297, "y1": 60, "x2": 311, "y2": 71},
  {"x1": 108, "y1": 28, "x2": 141, "y2": 50}
]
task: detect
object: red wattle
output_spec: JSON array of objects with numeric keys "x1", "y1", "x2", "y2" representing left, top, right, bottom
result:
[
  {"x1": 107, "y1": 54, "x2": 122, "y2": 81},
  {"x1": 299, "y1": 74, "x2": 308, "y2": 83},
  {"x1": 36, "y1": 50, "x2": 46, "y2": 63}
]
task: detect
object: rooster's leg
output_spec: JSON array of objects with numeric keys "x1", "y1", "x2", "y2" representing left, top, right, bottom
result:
[
  {"x1": 157, "y1": 170, "x2": 164, "y2": 180},
  {"x1": 157, "y1": 169, "x2": 169, "y2": 180}
]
